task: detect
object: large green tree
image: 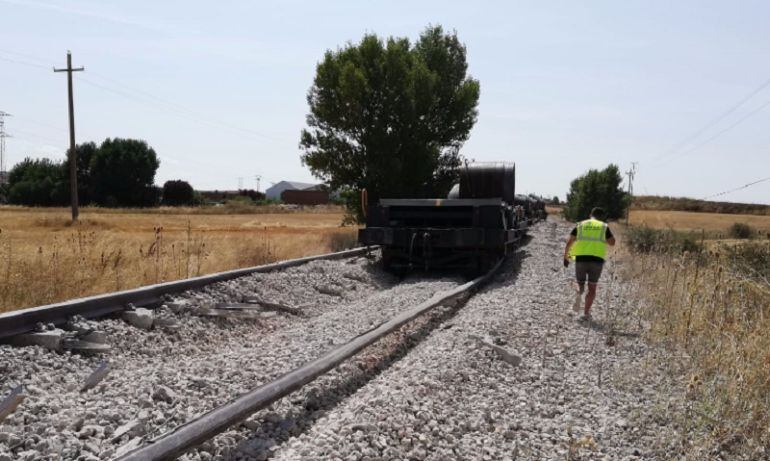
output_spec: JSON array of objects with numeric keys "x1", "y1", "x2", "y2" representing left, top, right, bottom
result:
[
  {"x1": 563, "y1": 164, "x2": 630, "y2": 221},
  {"x1": 300, "y1": 25, "x2": 480, "y2": 219},
  {"x1": 90, "y1": 138, "x2": 160, "y2": 207},
  {"x1": 7, "y1": 158, "x2": 67, "y2": 206}
]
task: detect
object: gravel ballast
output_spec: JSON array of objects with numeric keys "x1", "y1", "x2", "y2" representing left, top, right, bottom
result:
[
  {"x1": 1, "y1": 220, "x2": 709, "y2": 460},
  {"x1": 0, "y1": 254, "x2": 465, "y2": 460},
  {"x1": 259, "y1": 221, "x2": 691, "y2": 461}
]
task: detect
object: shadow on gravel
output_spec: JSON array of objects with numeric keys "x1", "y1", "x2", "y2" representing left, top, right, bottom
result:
[
  {"x1": 221, "y1": 240, "x2": 532, "y2": 460},
  {"x1": 583, "y1": 319, "x2": 641, "y2": 339},
  {"x1": 486, "y1": 234, "x2": 531, "y2": 289}
]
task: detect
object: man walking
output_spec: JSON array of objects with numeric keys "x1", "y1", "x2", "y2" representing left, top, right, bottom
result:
[{"x1": 563, "y1": 207, "x2": 616, "y2": 321}]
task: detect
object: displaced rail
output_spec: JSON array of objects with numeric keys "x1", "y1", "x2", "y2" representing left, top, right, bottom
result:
[
  {"x1": 0, "y1": 247, "x2": 370, "y2": 341},
  {"x1": 115, "y1": 258, "x2": 505, "y2": 461}
]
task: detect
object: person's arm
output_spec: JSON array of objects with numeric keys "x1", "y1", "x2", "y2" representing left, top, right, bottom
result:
[
  {"x1": 606, "y1": 227, "x2": 616, "y2": 246},
  {"x1": 563, "y1": 234, "x2": 576, "y2": 266}
]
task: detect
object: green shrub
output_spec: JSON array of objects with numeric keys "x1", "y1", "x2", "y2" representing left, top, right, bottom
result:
[
  {"x1": 563, "y1": 164, "x2": 630, "y2": 221},
  {"x1": 162, "y1": 180, "x2": 195, "y2": 206},
  {"x1": 728, "y1": 222, "x2": 753, "y2": 239}
]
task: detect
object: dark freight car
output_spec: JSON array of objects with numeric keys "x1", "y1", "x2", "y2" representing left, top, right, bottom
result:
[{"x1": 359, "y1": 163, "x2": 531, "y2": 274}]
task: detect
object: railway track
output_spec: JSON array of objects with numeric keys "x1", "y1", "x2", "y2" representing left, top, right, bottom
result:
[
  {"x1": 115, "y1": 260, "x2": 503, "y2": 461},
  {"x1": 0, "y1": 220, "x2": 705, "y2": 460},
  {"x1": 0, "y1": 247, "x2": 370, "y2": 344},
  {"x1": 0, "y1": 240, "x2": 518, "y2": 461}
]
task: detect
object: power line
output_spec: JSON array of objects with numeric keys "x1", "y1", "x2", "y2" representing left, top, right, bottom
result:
[
  {"x1": 77, "y1": 76, "x2": 278, "y2": 143},
  {"x1": 87, "y1": 71, "x2": 281, "y2": 142},
  {"x1": 9, "y1": 127, "x2": 65, "y2": 145},
  {"x1": 654, "y1": 98, "x2": 770, "y2": 167},
  {"x1": 655, "y1": 76, "x2": 770, "y2": 163},
  {"x1": 0, "y1": 54, "x2": 49, "y2": 69},
  {"x1": 702, "y1": 176, "x2": 770, "y2": 200},
  {"x1": 0, "y1": 47, "x2": 51, "y2": 65},
  {"x1": 0, "y1": 48, "x2": 286, "y2": 144}
]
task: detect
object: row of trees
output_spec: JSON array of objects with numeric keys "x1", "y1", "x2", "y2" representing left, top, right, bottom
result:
[{"x1": 2, "y1": 138, "x2": 196, "y2": 207}]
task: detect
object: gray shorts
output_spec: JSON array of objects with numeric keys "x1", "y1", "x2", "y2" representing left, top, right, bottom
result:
[{"x1": 575, "y1": 261, "x2": 604, "y2": 284}]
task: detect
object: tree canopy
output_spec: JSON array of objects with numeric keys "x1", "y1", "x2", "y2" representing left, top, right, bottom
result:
[
  {"x1": 563, "y1": 164, "x2": 630, "y2": 221},
  {"x1": 7, "y1": 138, "x2": 165, "y2": 208},
  {"x1": 162, "y1": 179, "x2": 195, "y2": 206},
  {"x1": 300, "y1": 25, "x2": 480, "y2": 219},
  {"x1": 90, "y1": 138, "x2": 160, "y2": 207},
  {"x1": 7, "y1": 158, "x2": 67, "y2": 206}
]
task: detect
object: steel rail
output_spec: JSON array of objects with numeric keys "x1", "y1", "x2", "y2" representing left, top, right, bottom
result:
[
  {"x1": 115, "y1": 257, "x2": 504, "y2": 461},
  {"x1": 0, "y1": 247, "x2": 371, "y2": 341}
]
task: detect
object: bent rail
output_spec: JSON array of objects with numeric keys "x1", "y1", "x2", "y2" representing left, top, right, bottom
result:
[
  {"x1": 0, "y1": 247, "x2": 371, "y2": 341},
  {"x1": 115, "y1": 258, "x2": 503, "y2": 461}
]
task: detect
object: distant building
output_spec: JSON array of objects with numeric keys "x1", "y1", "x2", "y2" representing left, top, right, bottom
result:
[
  {"x1": 281, "y1": 189, "x2": 330, "y2": 205},
  {"x1": 265, "y1": 181, "x2": 318, "y2": 200}
]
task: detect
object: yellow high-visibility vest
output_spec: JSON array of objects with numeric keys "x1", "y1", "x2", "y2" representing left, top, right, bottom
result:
[{"x1": 571, "y1": 218, "x2": 608, "y2": 259}]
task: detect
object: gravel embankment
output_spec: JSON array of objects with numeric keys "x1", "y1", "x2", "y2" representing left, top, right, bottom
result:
[
  {"x1": 1, "y1": 219, "x2": 705, "y2": 461},
  {"x1": 259, "y1": 221, "x2": 690, "y2": 461},
  {"x1": 0, "y1": 254, "x2": 465, "y2": 461}
]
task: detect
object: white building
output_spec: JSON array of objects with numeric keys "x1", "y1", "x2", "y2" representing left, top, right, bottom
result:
[{"x1": 265, "y1": 181, "x2": 318, "y2": 200}]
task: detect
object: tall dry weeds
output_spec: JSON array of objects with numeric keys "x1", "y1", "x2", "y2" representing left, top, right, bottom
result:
[
  {"x1": 0, "y1": 215, "x2": 358, "y2": 313},
  {"x1": 625, "y1": 235, "x2": 770, "y2": 456}
]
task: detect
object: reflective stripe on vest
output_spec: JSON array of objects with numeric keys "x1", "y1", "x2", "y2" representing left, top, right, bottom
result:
[{"x1": 571, "y1": 218, "x2": 608, "y2": 259}]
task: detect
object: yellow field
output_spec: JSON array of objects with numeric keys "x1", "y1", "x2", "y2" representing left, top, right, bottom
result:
[
  {"x1": 628, "y1": 209, "x2": 770, "y2": 233},
  {"x1": 0, "y1": 206, "x2": 357, "y2": 313}
]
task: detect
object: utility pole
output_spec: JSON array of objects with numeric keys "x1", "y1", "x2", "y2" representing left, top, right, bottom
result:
[
  {"x1": 254, "y1": 175, "x2": 262, "y2": 193},
  {"x1": 0, "y1": 111, "x2": 11, "y2": 185},
  {"x1": 625, "y1": 162, "x2": 637, "y2": 225},
  {"x1": 54, "y1": 51, "x2": 84, "y2": 222}
]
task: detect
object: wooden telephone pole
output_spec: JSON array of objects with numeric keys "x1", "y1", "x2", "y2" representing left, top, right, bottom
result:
[{"x1": 54, "y1": 51, "x2": 84, "y2": 222}]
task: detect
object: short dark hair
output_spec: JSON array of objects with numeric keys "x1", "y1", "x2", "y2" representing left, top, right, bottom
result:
[{"x1": 590, "y1": 207, "x2": 606, "y2": 220}]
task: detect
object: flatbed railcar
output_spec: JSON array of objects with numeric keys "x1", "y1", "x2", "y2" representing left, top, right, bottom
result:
[{"x1": 359, "y1": 163, "x2": 542, "y2": 274}]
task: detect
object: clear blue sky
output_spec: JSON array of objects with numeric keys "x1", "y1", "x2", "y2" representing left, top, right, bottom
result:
[{"x1": 1, "y1": 0, "x2": 769, "y2": 203}]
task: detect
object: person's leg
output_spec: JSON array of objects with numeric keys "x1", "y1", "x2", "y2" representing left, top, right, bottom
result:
[
  {"x1": 583, "y1": 262, "x2": 604, "y2": 316},
  {"x1": 575, "y1": 262, "x2": 587, "y2": 294},
  {"x1": 574, "y1": 263, "x2": 586, "y2": 311},
  {"x1": 584, "y1": 282, "x2": 598, "y2": 316}
]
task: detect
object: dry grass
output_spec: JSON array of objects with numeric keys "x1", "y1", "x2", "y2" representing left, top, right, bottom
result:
[
  {"x1": 0, "y1": 206, "x2": 357, "y2": 313},
  {"x1": 633, "y1": 195, "x2": 770, "y2": 216},
  {"x1": 629, "y1": 209, "x2": 770, "y2": 235},
  {"x1": 617, "y1": 223, "x2": 770, "y2": 457}
]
